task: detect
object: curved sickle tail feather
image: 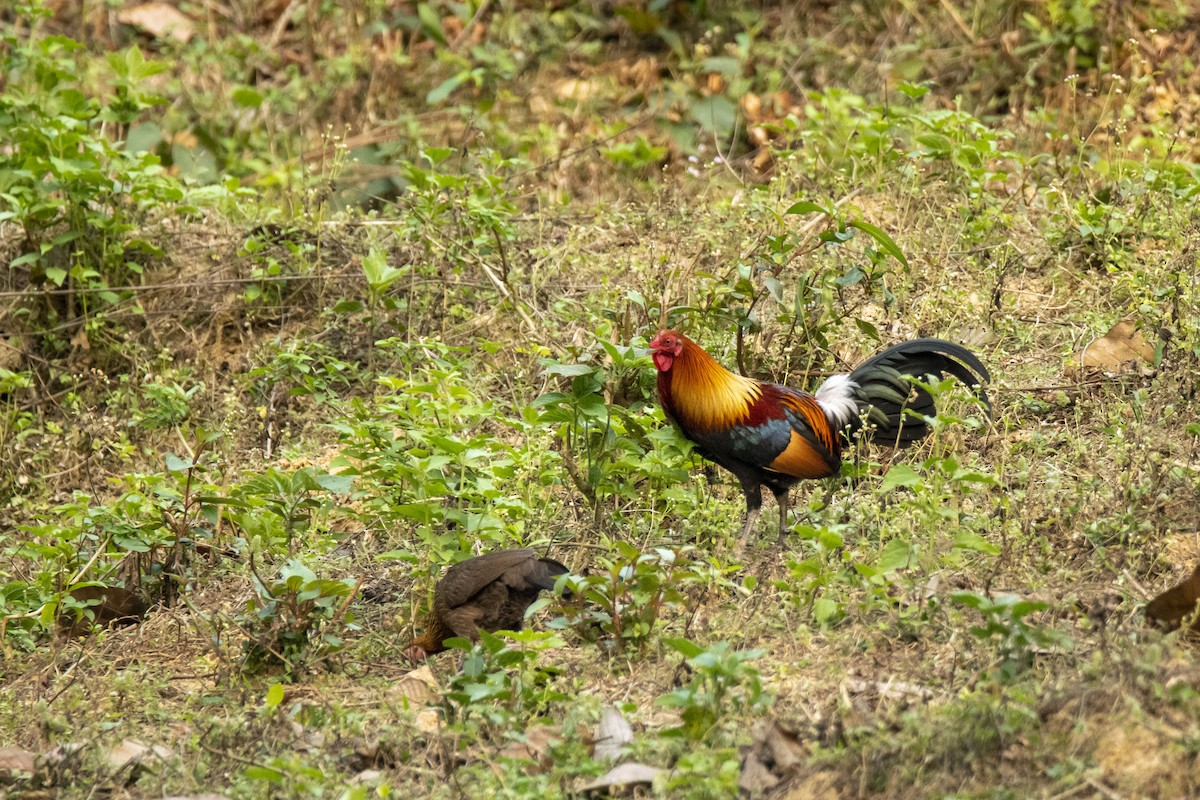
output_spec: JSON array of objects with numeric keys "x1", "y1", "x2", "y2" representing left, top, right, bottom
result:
[{"x1": 841, "y1": 338, "x2": 991, "y2": 446}]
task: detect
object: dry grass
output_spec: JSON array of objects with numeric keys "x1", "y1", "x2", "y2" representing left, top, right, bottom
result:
[{"x1": 5, "y1": 3, "x2": 1200, "y2": 798}]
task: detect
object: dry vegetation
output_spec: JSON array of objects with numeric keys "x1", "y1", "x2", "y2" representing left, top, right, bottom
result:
[{"x1": 4, "y1": 1, "x2": 1200, "y2": 798}]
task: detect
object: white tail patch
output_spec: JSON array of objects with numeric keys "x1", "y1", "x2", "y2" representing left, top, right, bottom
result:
[{"x1": 815, "y1": 374, "x2": 860, "y2": 426}]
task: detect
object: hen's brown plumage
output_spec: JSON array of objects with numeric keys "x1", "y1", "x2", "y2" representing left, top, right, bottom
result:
[{"x1": 404, "y1": 549, "x2": 569, "y2": 661}]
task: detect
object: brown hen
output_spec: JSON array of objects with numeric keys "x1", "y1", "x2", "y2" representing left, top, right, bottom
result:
[{"x1": 404, "y1": 548, "x2": 570, "y2": 662}]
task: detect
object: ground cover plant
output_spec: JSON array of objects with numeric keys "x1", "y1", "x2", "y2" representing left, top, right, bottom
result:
[{"x1": 4, "y1": 0, "x2": 1200, "y2": 797}]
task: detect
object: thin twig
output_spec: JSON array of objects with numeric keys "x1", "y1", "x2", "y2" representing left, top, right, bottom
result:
[
  {"x1": 329, "y1": 577, "x2": 365, "y2": 626},
  {"x1": 449, "y1": 0, "x2": 490, "y2": 49},
  {"x1": 266, "y1": 0, "x2": 302, "y2": 49}
]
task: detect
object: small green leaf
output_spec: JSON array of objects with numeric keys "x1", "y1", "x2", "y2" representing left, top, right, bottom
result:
[
  {"x1": 232, "y1": 87, "x2": 264, "y2": 108},
  {"x1": 953, "y1": 531, "x2": 1000, "y2": 555},
  {"x1": 949, "y1": 590, "x2": 987, "y2": 610},
  {"x1": 265, "y1": 682, "x2": 285, "y2": 709},
  {"x1": 877, "y1": 539, "x2": 915, "y2": 574},
  {"x1": 879, "y1": 464, "x2": 921, "y2": 491},
  {"x1": 45, "y1": 267, "x2": 68, "y2": 286},
  {"x1": 244, "y1": 766, "x2": 284, "y2": 783},
  {"x1": 662, "y1": 637, "x2": 705, "y2": 659},
  {"x1": 785, "y1": 201, "x2": 829, "y2": 216},
  {"x1": 849, "y1": 219, "x2": 908, "y2": 267},
  {"x1": 813, "y1": 597, "x2": 839, "y2": 625},
  {"x1": 426, "y1": 72, "x2": 468, "y2": 105},
  {"x1": 763, "y1": 276, "x2": 784, "y2": 304},
  {"x1": 165, "y1": 453, "x2": 195, "y2": 472},
  {"x1": 417, "y1": 3, "x2": 448, "y2": 45}
]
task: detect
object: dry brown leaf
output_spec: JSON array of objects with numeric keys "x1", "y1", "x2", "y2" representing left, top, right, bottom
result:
[
  {"x1": 554, "y1": 78, "x2": 603, "y2": 102},
  {"x1": 778, "y1": 771, "x2": 844, "y2": 800},
  {"x1": 414, "y1": 707, "x2": 442, "y2": 735},
  {"x1": 117, "y1": 3, "x2": 196, "y2": 43},
  {"x1": 1145, "y1": 563, "x2": 1200, "y2": 632},
  {"x1": 742, "y1": 92, "x2": 763, "y2": 120},
  {"x1": 738, "y1": 719, "x2": 808, "y2": 794},
  {"x1": 106, "y1": 739, "x2": 173, "y2": 782},
  {"x1": 1066, "y1": 320, "x2": 1156, "y2": 378},
  {"x1": 387, "y1": 664, "x2": 437, "y2": 706},
  {"x1": 844, "y1": 678, "x2": 935, "y2": 703},
  {"x1": 738, "y1": 752, "x2": 781, "y2": 794},
  {"x1": 495, "y1": 724, "x2": 563, "y2": 772},
  {"x1": 0, "y1": 748, "x2": 36, "y2": 784},
  {"x1": 593, "y1": 706, "x2": 634, "y2": 762},
  {"x1": 579, "y1": 762, "x2": 664, "y2": 794}
]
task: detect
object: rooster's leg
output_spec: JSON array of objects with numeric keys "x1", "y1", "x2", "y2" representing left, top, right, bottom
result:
[
  {"x1": 736, "y1": 483, "x2": 763, "y2": 548},
  {"x1": 772, "y1": 488, "x2": 790, "y2": 537}
]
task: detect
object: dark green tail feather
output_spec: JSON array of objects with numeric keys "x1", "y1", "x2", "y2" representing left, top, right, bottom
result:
[{"x1": 846, "y1": 338, "x2": 990, "y2": 447}]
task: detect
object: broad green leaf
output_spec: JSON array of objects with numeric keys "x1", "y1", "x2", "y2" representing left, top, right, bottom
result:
[
  {"x1": 849, "y1": 219, "x2": 908, "y2": 267},
  {"x1": 542, "y1": 363, "x2": 596, "y2": 378},
  {"x1": 662, "y1": 637, "x2": 705, "y2": 659},
  {"x1": 785, "y1": 201, "x2": 829, "y2": 216},
  {"x1": 879, "y1": 464, "x2": 921, "y2": 491},
  {"x1": 313, "y1": 473, "x2": 353, "y2": 493},
  {"x1": 813, "y1": 597, "x2": 839, "y2": 625},
  {"x1": 265, "y1": 682, "x2": 285, "y2": 709},
  {"x1": 689, "y1": 95, "x2": 737, "y2": 135},
  {"x1": 232, "y1": 87, "x2": 264, "y2": 108},
  {"x1": 877, "y1": 539, "x2": 914, "y2": 574},
  {"x1": 953, "y1": 531, "x2": 1000, "y2": 555},
  {"x1": 165, "y1": 453, "x2": 195, "y2": 472}
]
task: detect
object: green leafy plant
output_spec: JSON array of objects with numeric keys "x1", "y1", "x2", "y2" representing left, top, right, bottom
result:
[
  {"x1": 238, "y1": 559, "x2": 360, "y2": 677},
  {"x1": 0, "y1": 18, "x2": 184, "y2": 327},
  {"x1": 230, "y1": 467, "x2": 353, "y2": 550},
  {"x1": 657, "y1": 637, "x2": 772, "y2": 743},
  {"x1": 559, "y1": 545, "x2": 727, "y2": 654},
  {"x1": 134, "y1": 379, "x2": 203, "y2": 429},
  {"x1": 950, "y1": 591, "x2": 1071, "y2": 680},
  {"x1": 442, "y1": 629, "x2": 568, "y2": 727}
]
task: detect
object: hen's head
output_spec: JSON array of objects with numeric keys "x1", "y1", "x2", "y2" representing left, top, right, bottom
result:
[
  {"x1": 401, "y1": 642, "x2": 431, "y2": 665},
  {"x1": 649, "y1": 330, "x2": 685, "y2": 373}
]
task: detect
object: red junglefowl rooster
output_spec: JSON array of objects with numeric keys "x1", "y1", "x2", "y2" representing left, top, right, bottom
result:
[
  {"x1": 648, "y1": 330, "x2": 990, "y2": 542},
  {"x1": 403, "y1": 548, "x2": 570, "y2": 663}
]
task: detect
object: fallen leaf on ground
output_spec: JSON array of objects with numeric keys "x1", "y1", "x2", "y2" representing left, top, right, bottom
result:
[
  {"x1": 1145, "y1": 563, "x2": 1200, "y2": 631},
  {"x1": 106, "y1": 739, "x2": 173, "y2": 772},
  {"x1": 116, "y1": 3, "x2": 196, "y2": 43},
  {"x1": 738, "y1": 719, "x2": 807, "y2": 794},
  {"x1": 593, "y1": 706, "x2": 634, "y2": 762},
  {"x1": 387, "y1": 664, "x2": 437, "y2": 706},
  {"x1": 495, "y1": 725, "x2": 564, "y2": 772},
  {"x1": 414, "y1": 708, "x2": 442, "y2": 735},
  {"x1": 579, "y1": 762, "x2": 664, "y2": 794},
  {"x1": 0, "y1": 748, "x2": 36, "y2": 783},
  {"x1": 844, "y1": 678, "x2": 935, "y2": 702},
  {"x1": 1066, "y1": 320, "x2": 1156, "y2": 378}
]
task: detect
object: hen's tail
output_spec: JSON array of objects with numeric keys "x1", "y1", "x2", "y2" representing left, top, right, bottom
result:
[
  {"x1": 844, "y1": 338, "x2": 991, "y2": 446},
  {"x1": 529, "y1": 558, "x2": 572, "y2": 598}
]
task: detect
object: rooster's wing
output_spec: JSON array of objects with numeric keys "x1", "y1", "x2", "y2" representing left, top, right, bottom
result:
[{"x1": 684, "y1": 385, "x2": 840, "y2": 480}]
